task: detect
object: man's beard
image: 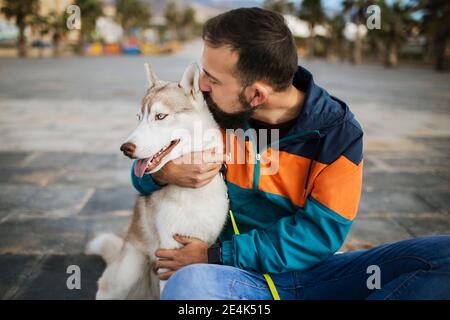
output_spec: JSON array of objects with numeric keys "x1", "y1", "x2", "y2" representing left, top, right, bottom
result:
[{"x1": 202, "y1": 90, "x2": 254, "y2": 129}]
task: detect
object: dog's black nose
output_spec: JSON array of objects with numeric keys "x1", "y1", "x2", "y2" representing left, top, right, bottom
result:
[{"x1": 120, "y1": 142, "x2": 136, "y2": 158}]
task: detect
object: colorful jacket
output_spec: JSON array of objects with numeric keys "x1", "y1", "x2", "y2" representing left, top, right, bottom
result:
[{"x1": 131, "y1": 66, "x2": 364, "y2": 274}]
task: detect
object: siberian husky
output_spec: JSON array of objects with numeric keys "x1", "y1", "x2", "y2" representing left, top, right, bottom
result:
[{"x1": 86, "y1": 63, "x2": 229, "y2": 299}]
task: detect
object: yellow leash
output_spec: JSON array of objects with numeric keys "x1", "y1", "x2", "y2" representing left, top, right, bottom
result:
[{"x1": 229, "y1": 210, "x2": 281, "y2": 300}]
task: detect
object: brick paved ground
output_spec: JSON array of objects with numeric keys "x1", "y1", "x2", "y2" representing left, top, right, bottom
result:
[{"x1": 0, "y1": 40, "x2": 449, "y2": 299}]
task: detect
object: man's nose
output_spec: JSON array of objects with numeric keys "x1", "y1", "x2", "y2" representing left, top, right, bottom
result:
[
  {"x1": 120, "y1": 142, "x2": 136, "y2": 158},
  {"x1": 199, "y1": 73, "x2": 211, "y2": 92}
]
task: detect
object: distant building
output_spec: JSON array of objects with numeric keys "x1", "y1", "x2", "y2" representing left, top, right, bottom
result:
[
  {"x1": 283, "y1": 14, "x2": 329, "y2": 38},
  {"x1": 343, "y1": 22, "x2": 367, "y2": 42},
  {"x1": 0, "y1": 19, "x2": 18, "y2": 42},
  {"x1": 96, "y1": 17, "x2": 123, "y2": 43}
]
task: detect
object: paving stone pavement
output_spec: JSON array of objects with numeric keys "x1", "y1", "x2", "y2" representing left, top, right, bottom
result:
[{"x1": 0, "y1": 39, "x2": 449, "y2": 299}]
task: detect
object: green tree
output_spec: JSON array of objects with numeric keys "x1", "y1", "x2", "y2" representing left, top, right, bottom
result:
[
  {"x1": 164, "y1": 2, "x2": 181, "y2": 38},
  {"x1": 263, "y1": 0, "x2": 295, "y2": 14},
  {"x1": 29, "y1": 8, "x2": 69, "y2": 58},
  {"x1": 1, "y1": 0, "x2": 39, "y2": 57},
  {"x1": 74, "y1": 0, "x2": 103, "y2": 55},
  {"x1": 180, "y1": 6, "x2": 195, "y2": 29},
  {"x1": 298, "y1": 0, "x2": 325, "y2": 58},
  {"x1": 179, "y1": 6, "x2": 197, "y2": 41},
  {"x1": 164, "y1": 1, "x2": 179, "y2": 35},
  {"x1": 342, "y1": 0, "x2": 369, "y2": 64},
  {"x1": 29, "y1": 13, "x2": 49, "y2": 58},
  {"x1": 116, "y1": 0, "x2": 151, "y2": 36},
  {"x1": 164, "y1": 2, "x2": 197, "y2": 41},
  {"x1": 47, "y1": 11, "x2": 68, "y2": 57},
  {"x1": 416, "y1": 0, "x2": 450, "y2": 70},
  {"x1": 327, "y1": 14, "x2": 346, "y2": 61},
  {"x1": 375, "y1": 0, "x2": 415, "y2": 68}
]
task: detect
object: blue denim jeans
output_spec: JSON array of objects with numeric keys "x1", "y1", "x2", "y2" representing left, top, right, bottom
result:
[{"x1": 161, "y1": 235, "x2": 450, "y2": 300}]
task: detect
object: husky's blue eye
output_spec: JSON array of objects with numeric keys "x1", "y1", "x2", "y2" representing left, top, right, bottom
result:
[{"x1": 155, "y1": 113, "x2": 168, "y2": 120}]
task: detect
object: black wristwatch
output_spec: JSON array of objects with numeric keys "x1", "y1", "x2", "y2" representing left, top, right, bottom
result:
[{"x1": 207, "y1": 242, "x2": 223, "y2": 265}]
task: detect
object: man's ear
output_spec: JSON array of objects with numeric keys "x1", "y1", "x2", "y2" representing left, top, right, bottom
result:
[
  {"x1": 179, "y1": 62, "x2": 201, "y2": 99},
  {"x1": 247, "y1": 82, "x2": 270, "y2": 107},
  {"x1": 144, "y1": 62, "x2": 158, "y2": 88}
]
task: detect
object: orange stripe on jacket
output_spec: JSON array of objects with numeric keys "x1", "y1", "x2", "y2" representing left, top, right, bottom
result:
[
  {"x1": 258, "y1": 149, "x2": 327, "y2": 208},
  {"x1": 225, "y1": 138, "x2": 255, "y2": 190},
  {"x1": 222, "y1": 132, "x2": 363, "y2": 221},
  {"x1": 311, "y1": 156, "x2": 363, "y2": 221}
]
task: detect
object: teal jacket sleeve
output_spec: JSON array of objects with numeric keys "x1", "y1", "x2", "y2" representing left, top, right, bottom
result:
[
  {"x1": 220, "y1": 197, "x2": 354, "y2": 274},
  {"x1": 130, "y1": 160, "x2": 162, "y2": 196}
]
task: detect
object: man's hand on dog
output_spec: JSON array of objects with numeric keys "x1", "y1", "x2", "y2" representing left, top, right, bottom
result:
[
  {"x1": 153, "y1": 235, "x2": 209, "y2": 280},
  {"x1": 152, "y1": 148, "x2": 225, "y2": 188}
]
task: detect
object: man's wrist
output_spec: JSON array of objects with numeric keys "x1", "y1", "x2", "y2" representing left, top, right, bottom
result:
[{"x1": 207, "y1": 242, "x2": 223, "y2": 265}]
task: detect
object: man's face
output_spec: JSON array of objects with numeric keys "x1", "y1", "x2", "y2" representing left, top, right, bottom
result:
[{"x1": 199, "y1": 43, "x2": 254, "y2": 129}]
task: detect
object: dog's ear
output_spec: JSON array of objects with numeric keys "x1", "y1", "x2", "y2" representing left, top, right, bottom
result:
[
  {"x1": 179, "y1": 62, "x2": 200, "y2": 98},
  {"x1": 144, "y1": 63, "x2": 158, "y2": 88}
]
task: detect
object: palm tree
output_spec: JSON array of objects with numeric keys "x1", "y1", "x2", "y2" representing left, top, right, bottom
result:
[
  {"x1": 48, "y1": 10, "x2": 68, "y2": 57},
  {"x1": 29, "y1": 13, "x2": 48, "y2": 58},
  {"x1": 416, "y1": 0, "x2": 450, "y2": 71},
  {"x1": 164, "y1": 1, "x2": 179, "y2": 36},
  {"x1": 298, "y1": 0, "x2": 325, "y2": 58},
  {"x1": 376, "y1": 0, "x2": 415, "y2": 68},
  {"x1": 327, "y1": 14, "x2": 346, "y2": 62},
  {"x1": 74, "y1": 0, "x2": 103, "y2": 55},
  {"x1": 164, "y1": 2, "x2": 197, "y2": 41},
  {"x1": 342, "y1": 0, "x2": 368, "y2": 65},
  {"x1": 179, "y1": 6, "x2": 197, "y2": 41},
  {"x1": 116, "y1": 0, "x2": 151, "y2": 36},
  {"x1": 264, "y1": 0, "x2": 295, "y2": 14},
  {"x1": 1, "y1": 0, "x2": 39, "y2": 57}
]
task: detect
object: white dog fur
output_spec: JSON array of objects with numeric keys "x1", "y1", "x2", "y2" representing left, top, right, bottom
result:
[{"x1": 86, "y1": 63, "x2": 229, "y2": 299}]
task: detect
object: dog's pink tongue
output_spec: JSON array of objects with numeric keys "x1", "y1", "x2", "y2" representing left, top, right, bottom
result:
[{"x1": 134, "y1": 158, "x2": 150, "y2": 178}]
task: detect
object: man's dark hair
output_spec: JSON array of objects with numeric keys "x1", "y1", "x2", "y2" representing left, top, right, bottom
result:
[{"x1": 202, "y1": 7, "x2": 298, "y2": 92}]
